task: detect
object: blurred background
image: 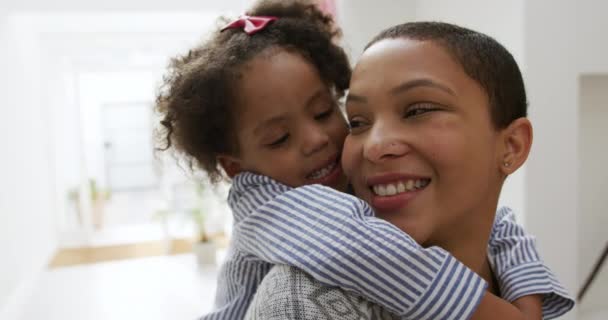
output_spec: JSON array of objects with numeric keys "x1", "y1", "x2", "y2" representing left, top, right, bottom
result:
[{"x1": 0, "y1": 0, "x2": 606, "y2": 319}]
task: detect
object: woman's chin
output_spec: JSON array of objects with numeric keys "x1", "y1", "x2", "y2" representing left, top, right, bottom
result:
[{"x1": 377, "y1": 212, "x2": 430, "y2": 245}]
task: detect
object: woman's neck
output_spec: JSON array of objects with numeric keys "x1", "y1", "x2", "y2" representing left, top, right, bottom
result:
[
  {"x1": 436, "y1": 206, "x2": 499, "y2": 294},
  {"x1": 446, "y1": 232, "x2": 499, "y2": 294}
]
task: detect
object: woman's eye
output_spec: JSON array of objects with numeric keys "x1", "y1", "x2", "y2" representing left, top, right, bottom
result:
[
  {"x1": 347, "y1": 117, "x2": 369, "y2": 133},
  {"x1": 404, "y1": 103, "x2": 440, "y2": 118},
  {"x1": 348, "y1": 119, "x2": 364, "y2": 129},
  {"x1": 267, "y1": 134, "x2": 289, "y2": 148},
  {"x1": 314, "y1": 108, "x2": 333, "y2": 120}
]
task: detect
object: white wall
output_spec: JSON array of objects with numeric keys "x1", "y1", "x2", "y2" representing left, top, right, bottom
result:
[
  {"x1": 524, "y1": 1, "x2": 579, "y2": 319},
  {"x1": 574, "y1": 0, "x2": 608, "y2": 74},
  {"x1": 579, "y1": 309, "x2": 608, "y2": 320},
  {"x1": 414, "y1": 0, "x2": 525, "y2": 66},
  {"x1": 578, "y1": 75, "x2": 608, "y2": 317},
  {"x1": 0, "y1": 15, "x2": 58, "y2": 318},
  {"x1": 574, "y1": 16, "x2": 608, "y2": 313},
  {"x1": 574, "y1": 10, "x2": 608, "y2": 313},
  {"x1": 2, "y1": 0, "x2": 251, "y2": 13},
  {"x1": 336, "y1": 0, "x2": 417, "y2": 63}
]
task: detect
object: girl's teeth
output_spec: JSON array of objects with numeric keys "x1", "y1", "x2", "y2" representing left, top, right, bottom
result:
[
  {"x1": 372, "y1": 179, "x2": 430, "y2": 197},
  {"x1": 308, "y1": 162, "x2": 336, "y2": 180}
]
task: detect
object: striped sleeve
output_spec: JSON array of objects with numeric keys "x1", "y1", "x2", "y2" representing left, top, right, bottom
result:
[
  {"x1": 235, "y1": 184, "x2": 488, "y2": 319},
  {"x1": 203, "y1": 254, "x2": 273, "y2": 320},
  {"x1": 488, "y1": 207, "x2": 575, "y2": 319}
]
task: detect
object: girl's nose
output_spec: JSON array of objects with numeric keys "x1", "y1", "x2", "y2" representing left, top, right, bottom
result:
[{"x1": 302, "y1": 124, "x2": 330, "y2": 156}]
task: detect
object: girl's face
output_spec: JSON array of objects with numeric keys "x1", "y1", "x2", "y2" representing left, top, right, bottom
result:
[
  {"x1": 224, "y1": 48, "x2": 349, "y2": 191},
  {"x1": 342, "y1": 39, "x2": 504, "y2": 248}
]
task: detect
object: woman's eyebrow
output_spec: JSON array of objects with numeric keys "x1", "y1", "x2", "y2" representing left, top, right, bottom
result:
[
  {"x1": 390, "y1": 78, "x2": 455, "y2": 96},
  {"x1": 345, "y1": 93, "x2": 368, "y2": 104},
  {"x1": 346, "y1": 78, "x2": 455, "y2": 107}
]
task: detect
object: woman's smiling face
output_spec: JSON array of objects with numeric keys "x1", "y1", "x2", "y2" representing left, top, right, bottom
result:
[{"x1": 342, "y1": 38, "x2": 504, "y2": 247}]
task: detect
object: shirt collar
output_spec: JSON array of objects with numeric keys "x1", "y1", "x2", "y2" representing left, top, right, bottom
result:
[{"x1": 228, "y1": 172, "x2": 292, "y2": 224}]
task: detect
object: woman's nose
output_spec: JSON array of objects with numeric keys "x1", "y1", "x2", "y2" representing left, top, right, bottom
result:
[{"x1": 363, "y1": 126, "x2": 409, "y2": 163}]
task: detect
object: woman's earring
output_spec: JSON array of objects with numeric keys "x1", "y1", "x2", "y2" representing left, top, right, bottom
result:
[{"x1": 503, "y1": 162, "x2": 511, "y2": 168}]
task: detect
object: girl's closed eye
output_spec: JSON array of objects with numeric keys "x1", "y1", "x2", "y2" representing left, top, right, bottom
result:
[
  {"x1": 314, "y1": 106, "x2": 334, "y2": 120},
  {"x1": 266, "y1": 133, "x2": 289, "y2": 148},
  {"x1": 404, "y1": 102, "x2": 442, "y2": 118}
]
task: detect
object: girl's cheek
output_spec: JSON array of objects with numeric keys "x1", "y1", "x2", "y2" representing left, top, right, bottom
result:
[{"x1": 341, "y1": 136, "x2": 359, "y2": 177}]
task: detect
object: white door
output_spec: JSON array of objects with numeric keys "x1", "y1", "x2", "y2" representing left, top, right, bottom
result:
[{"x1": 102, "y1": 102, "x2": 157, "y2": 191}]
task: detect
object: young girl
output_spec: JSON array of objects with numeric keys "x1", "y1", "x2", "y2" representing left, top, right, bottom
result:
[{"x1": 155, "y1": 1, "x2": 572, "y2": 319}]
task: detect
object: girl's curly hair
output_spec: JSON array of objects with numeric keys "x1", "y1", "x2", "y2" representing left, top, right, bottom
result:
[{"x1": 155, "y1": 0, "x2": 351, "y2": 183}]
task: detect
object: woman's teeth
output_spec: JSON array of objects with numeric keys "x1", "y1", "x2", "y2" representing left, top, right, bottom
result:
[
  {"x1": 372, "y1": 179, "x2": 430, "y2": 196},
  {"x1": 308, "y1": 162, "x2": 336, "y2": 180}
]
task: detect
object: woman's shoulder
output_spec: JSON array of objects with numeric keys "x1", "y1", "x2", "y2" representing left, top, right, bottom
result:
[{"x1": 245, "y1": 265, "x2": 398, "y2": 320}]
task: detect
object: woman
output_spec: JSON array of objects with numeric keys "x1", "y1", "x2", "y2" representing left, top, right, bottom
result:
[{"x1": 244, "y1": 22, "x2": 573, "y2": 320}]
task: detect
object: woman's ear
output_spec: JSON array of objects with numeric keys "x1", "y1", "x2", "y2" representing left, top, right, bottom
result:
[
  {"x1": 217, "y1": 155, "x2": 243, "y2": 178},
  {"x1": 500, "y1": 117, "x2": 533, "y2": 176}
]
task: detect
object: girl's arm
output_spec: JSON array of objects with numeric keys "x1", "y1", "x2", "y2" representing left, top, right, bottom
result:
[
  {"x1": 471, "y1": 293, "x2": 542, "y2": 320},
  {"x1": 235, "y1": 184, "x2": 487, "y2": 319}
]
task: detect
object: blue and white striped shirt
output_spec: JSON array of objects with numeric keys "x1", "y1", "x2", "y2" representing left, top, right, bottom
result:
[
  {"x1": 488, "y1": 208, "x2": 574, "y2": 319},
  {"x1": 203, "y1": 172, "x2": 573, "y2": 320}
]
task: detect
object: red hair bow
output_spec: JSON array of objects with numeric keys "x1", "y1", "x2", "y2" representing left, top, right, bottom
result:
[{"x1": 221, "y1": 15, "x2": 278, "y2": 35}]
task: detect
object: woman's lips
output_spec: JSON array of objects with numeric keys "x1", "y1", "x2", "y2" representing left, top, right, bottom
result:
[
  {"x1": 371, "y1": 189, "x2": 422, "y2": 212},
  {"x1": 365, "y1": 173, "x2": 431, "y2": 212}
]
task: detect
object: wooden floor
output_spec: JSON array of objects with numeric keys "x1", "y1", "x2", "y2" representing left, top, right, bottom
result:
[
  {"x1": 22, "y1": 254, "x2": 219, "y2": 320},
  {"x1": 49, "y1": 236, "x2": 228, "y2": 268}
]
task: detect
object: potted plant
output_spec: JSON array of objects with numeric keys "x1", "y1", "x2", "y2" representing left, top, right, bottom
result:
[
  {"x1": 89, "y1": 179, "x2": 111, "y2": 230},
  {"x1": 191, "y1": 184, "x2": 217, "y2": 266},
  {"x1": 66, "y1": 187, "x2": 82, "y2": 226}
]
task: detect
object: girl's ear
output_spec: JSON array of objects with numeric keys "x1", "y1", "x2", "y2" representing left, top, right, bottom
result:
[
  {"x1": 217, "y1": 155, "x2": 243, "y2": 178},
  {"x1": 499, "y1": 117, "x2": 533, "y2": 176}
]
